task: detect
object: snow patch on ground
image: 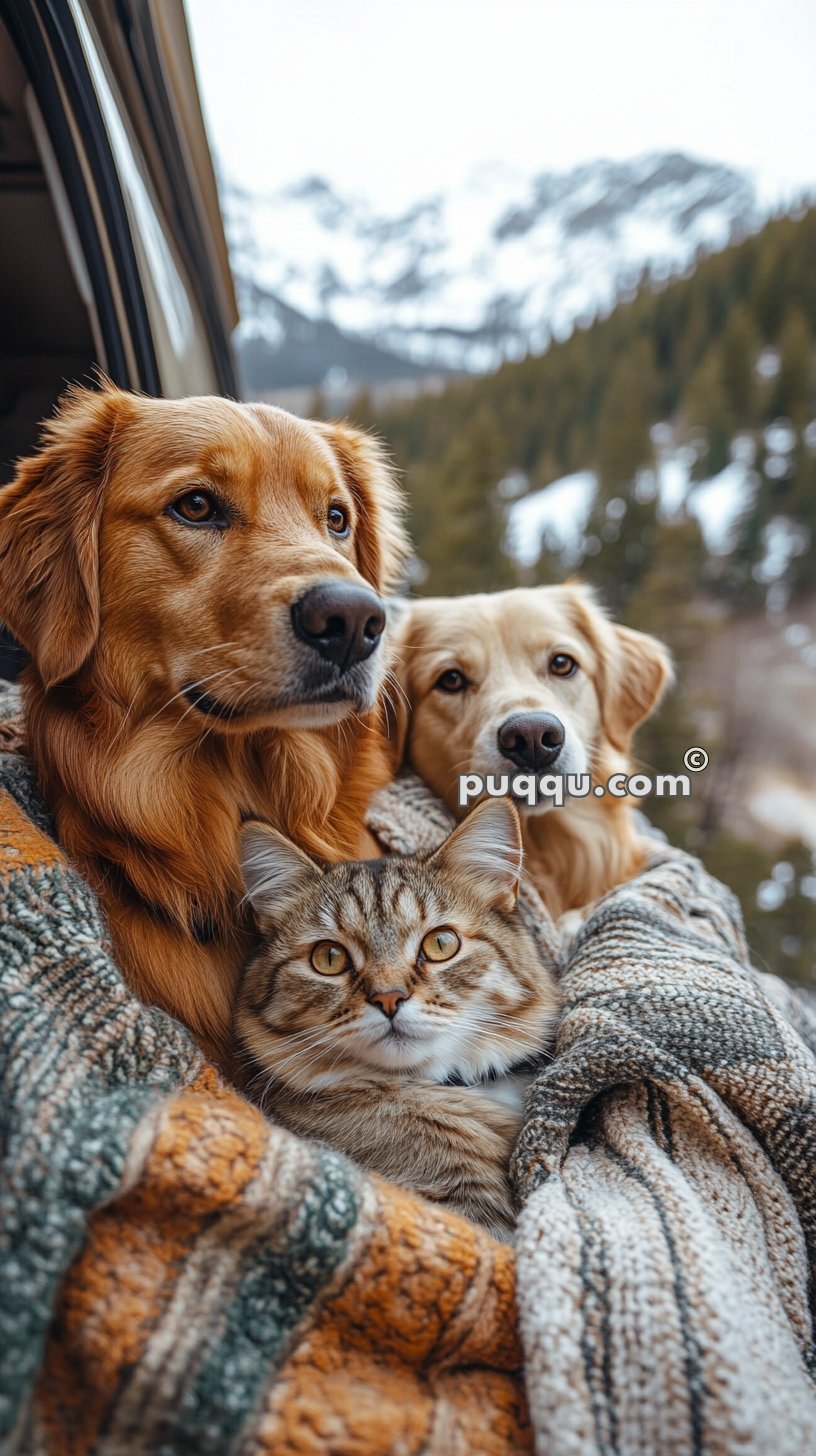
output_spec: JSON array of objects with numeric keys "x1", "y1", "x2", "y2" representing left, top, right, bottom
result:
[
  {"x1": 749, "y1": 775, "x2": 816, "y2": 858},
  {"x1": 752, "y1": 517, "x2": 811, "y2": 584},
  {"x1": 504, "y1": 450, "x2": 754, "y2": 566},
  {"x1": 656, "y1": 455, "x2": 691, "y2": 517},
  {"x1": 505, "y1": 472, "x2": 596, "y2": 566},
  {"x1": 687, "y1": 462, "x2": 755, "y2": 553}
]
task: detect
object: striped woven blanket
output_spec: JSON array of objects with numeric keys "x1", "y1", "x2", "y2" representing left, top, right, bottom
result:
[{"x1": 2, "y1": 686, "x2": 816, "y2": 1454}]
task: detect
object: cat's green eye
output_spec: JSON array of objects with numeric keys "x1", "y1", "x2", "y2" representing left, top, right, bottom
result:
[
  {"x1": 310, "y1": 941, "x2": 351, "y2": 975},
  {"x1": 420, "y1": 927, "x2": 461, "y2": 963}
]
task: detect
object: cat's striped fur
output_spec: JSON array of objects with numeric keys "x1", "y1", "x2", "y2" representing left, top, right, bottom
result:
[{"x1": 236, "y1": 798, "x2": 560, "y2": 1237}]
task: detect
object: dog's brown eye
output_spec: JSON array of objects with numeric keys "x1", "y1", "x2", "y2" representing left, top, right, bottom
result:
[
  {"x1": 420, "y1": 927, "x2": 461, "y2": 963},
  {"x1": 327, "y1": 504, "x2": 350, "y2": 537},
  {"x1": 434, "y1": 668, "x2": 468, "y2": 693},
  {"x1": 169, "y1": 489, "x2": 225, "y2": 527},
  {"x1": 310, "y1": 940, "x2": 351, "y2": 975},
  {"x1": 550, "y1": 653, "x2": 578, "y2": 678}
]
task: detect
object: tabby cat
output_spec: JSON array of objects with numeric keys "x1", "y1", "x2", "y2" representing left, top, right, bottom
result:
[{"x1": 236, "y1": 797, "x2": 560, "y2": 1237}]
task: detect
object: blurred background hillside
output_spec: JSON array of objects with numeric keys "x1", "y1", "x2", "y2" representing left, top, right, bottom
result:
[{"x1": 187, "y1": 0, "x2": 816, "y2": 986}]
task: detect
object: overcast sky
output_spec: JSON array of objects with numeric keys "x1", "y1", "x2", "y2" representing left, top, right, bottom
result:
[{"x1": 187, "y1": 0, "x2": 815, "y2": 209}]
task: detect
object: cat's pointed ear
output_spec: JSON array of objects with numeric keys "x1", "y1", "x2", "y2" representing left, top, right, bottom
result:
[
  {"x1": 240, "y1": 820, "x2": 322, "y2": 920},
  {"x1": 433, "y1": 798, "x2": 523, "y2": 913}
]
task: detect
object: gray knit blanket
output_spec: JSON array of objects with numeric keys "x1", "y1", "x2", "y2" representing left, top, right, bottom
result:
[
  {"x1": 512, "y1": 851, "x2": 816, "y2": 1455},
  {"x1": 371, "y1": 780, "x2": 816, "y2": 1454},
  {"x1": 3, "y1": 676, "x2": 816, "y2": 1454}
]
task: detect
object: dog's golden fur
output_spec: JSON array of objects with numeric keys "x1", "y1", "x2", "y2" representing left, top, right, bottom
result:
[
  {"x1": 0, "y1": 384, "x2": 408, "y2": 1063},
  {"x1": 391, "y1": 584, "x2": 672, "y2": 917}
]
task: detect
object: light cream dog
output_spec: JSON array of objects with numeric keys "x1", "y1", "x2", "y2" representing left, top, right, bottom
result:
[{"x1": 391, "y1": 583, "x2": 672, "y2": 916}]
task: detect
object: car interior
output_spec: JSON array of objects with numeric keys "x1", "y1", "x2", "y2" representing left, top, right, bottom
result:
[
  {"x1": 0, "y1": 4, "x2": 237, "y2": 680},
  {"x1": 0, "y1": 19, "x2": 98, "y2": 489}
]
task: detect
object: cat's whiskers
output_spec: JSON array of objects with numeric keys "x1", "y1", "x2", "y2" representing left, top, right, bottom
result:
[
  {"x1": 419, "y1": 1004, "x2": 554, "y2": 1070},
  {"x1": 241, "y1": 1031, "x2": 338, "y2": 1099},
  {"x1": 453, "y1": 1012, "x2": 550, "y2": 1044},
  {"x1": 266, "y1": 1015, "x2": 387, "y2": 1085},
  {"x1": 265, "y1": 1027, "x2": 343, "y2": 1072},
  {"x1": 255, "y1": 1020, "x2": 343, "y2": 1050},
  {"x1": 245, "y1": 1027, "x2": 345, "y2": 1091}
]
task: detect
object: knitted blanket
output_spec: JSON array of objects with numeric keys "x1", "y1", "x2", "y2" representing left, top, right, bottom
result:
[{"x1": 2, "y1": 687, "x2": 816, "y2": 1455}]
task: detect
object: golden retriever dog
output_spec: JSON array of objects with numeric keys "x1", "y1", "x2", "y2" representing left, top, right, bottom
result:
[
  {"x1": 391, "y1": 584, "x2": 672, "y2": 917},
  {"x1": 0, "y1": 383, "x2": 408, "y2": 1064}
]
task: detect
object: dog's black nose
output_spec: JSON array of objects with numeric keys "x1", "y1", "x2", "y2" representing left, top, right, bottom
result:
[
  {"x1": 497, "y1": 712, "x2": 565, "y2": 771},
  {"x1": 292, "y1": 581, "x2": 386, "y2": 670}
]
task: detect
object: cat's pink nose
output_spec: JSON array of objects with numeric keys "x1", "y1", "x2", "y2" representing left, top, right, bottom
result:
[{"x1": 369, "y1": 988, "x2": 407, "y2": 1020}]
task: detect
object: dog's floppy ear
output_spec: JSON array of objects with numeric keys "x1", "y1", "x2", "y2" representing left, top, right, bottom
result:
[
  {"x1": 602, "y1": 623, "x2": 674, "y2": 749},
  {"x1": 0, "y1": 383, "x2": 126, "y2": 689},
  {"x1": 565, "y1": 582, "x2": 673, "y2": 752},
  {"x1": 316, "y1": 420, "x2": 410, "y2": 596}
]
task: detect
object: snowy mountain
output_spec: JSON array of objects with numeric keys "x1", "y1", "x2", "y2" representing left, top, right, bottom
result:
[{"x1": 225, "y1": 152, "x2": 762, "y2": 393}]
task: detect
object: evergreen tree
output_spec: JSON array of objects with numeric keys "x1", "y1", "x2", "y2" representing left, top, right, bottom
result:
[
  {"x1": 415, "y1": 409, "x2": 516, "y2": 595},
  {"x1": 771, "y1": 308, "x2": 813, "y2": 423},
  {"x1": 681, "y1": 347, "x2": 731, "y2": 477},
  {"x1": 595, "y1": 347, "x2": 656, "y2": 501},
  {"x1": 718, "y1": 304, "x2": 757, "y2": 424}
]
